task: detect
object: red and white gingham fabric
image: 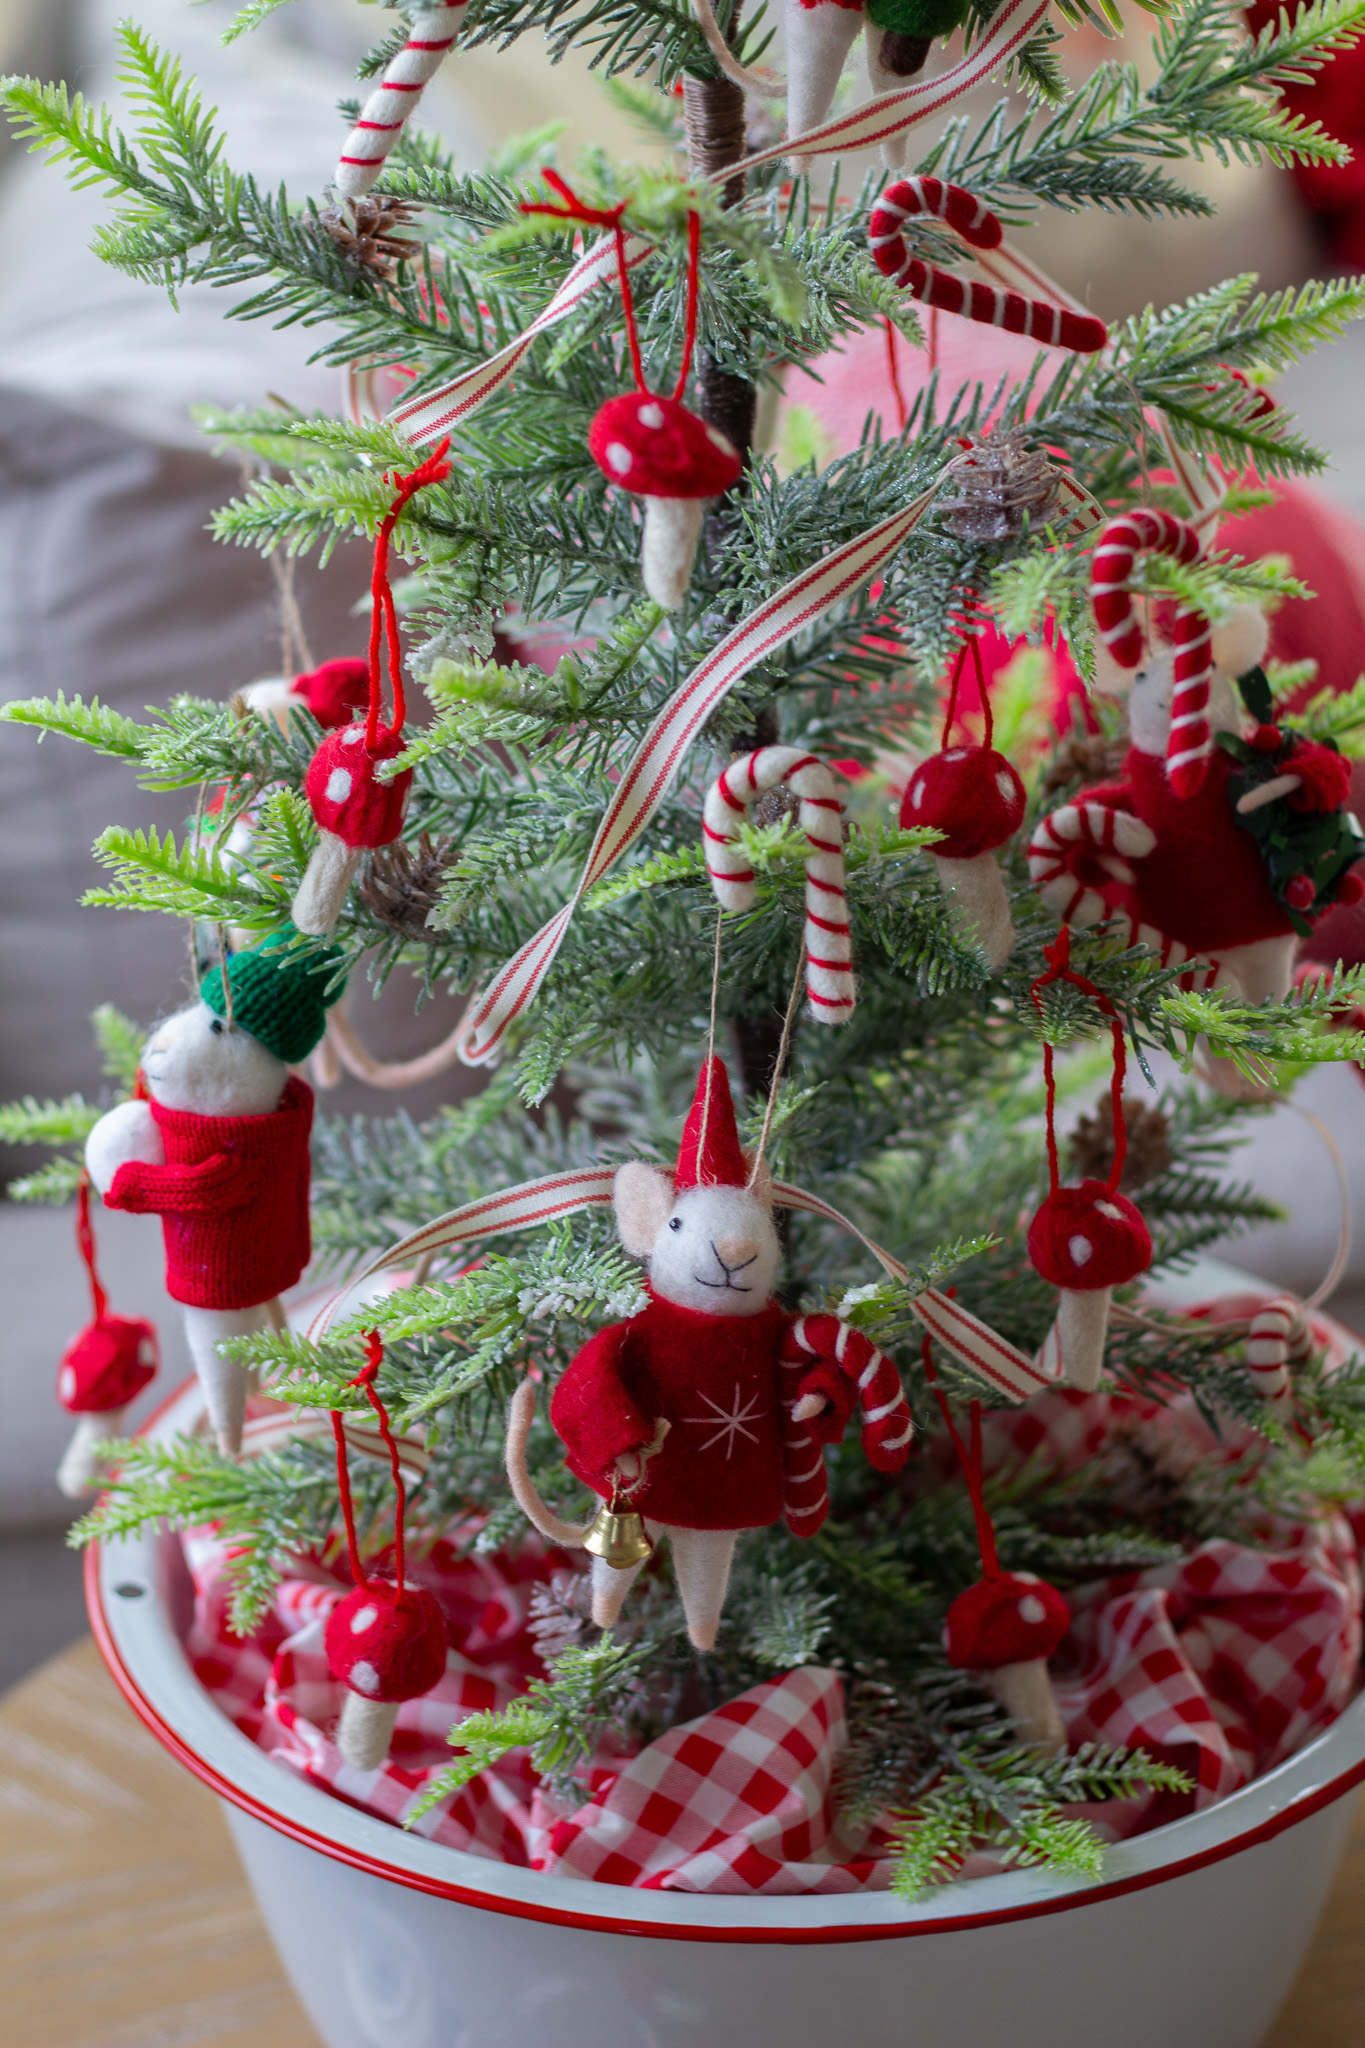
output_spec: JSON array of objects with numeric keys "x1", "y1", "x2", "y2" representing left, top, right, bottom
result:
[{"x1": 181, "y1": 1305, "x2": 1363, "y2": 1892}]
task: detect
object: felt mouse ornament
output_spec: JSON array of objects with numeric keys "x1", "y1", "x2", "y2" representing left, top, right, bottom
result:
[
  {"x1": 1026, "y1": 931, "x2": 1152, "y2": 1390},
  {"x1": 505, "y1": 1056, "x2": 914, "y2": 1650},
  {"x1": 325, "y1": 1335, "x2": 449, "y2": 1771},
  {"x1": 55, "y1": 1174, "x2": 159, "y2": 1497},
  {"x1": 292, "y1": 445, "x2": 451, "y2": 937},
  {"x1": 900, "y1": 635, "x2": 1026, "y2": 967},
  {"x1": 1028, "y1": 511, "x2": 1364, "y2": 1067},
  {"x1": 83, "y1": 930, "x2": 340, "y2": 1455},
  {"x1": 785, "y1": 0, "x2": 967, "y2": 158},
  {"x1": 523, "y1": 176, "x2": 741, "y2": 611}
]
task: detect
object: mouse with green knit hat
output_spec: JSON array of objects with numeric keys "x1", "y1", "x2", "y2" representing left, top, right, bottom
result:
[{"x1": 83, "y1": 930, "x2": 341, "y2": 1454}]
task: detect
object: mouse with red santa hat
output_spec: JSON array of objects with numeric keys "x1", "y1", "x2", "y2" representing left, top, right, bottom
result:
[{"x1": 506, "y1": 1055, "x2": 916, "y2": 1651}]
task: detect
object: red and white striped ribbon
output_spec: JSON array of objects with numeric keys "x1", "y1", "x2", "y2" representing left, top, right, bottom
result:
[
  {"x1": 738, "y1": 0, "x2": 1052, "y2": 173},
  {"x1": 1090, "y1": 509, "x2": 1214, "y2": 796},
  {"x1": 703, "y1": 747, "x2": 855, "y2": 1023},
  {"x1": 454, "y1": 474, "x2": 966, "y2": 1066},
  {"x1": 307, "y1": 1163, "x2": 1054, "y2": 1402},
  {"x1": 334, "y1": 3, "x2": 466, "y2": 198},
  {"x1": 389, "y1": 233, "x2": 653, "y2": 446}
]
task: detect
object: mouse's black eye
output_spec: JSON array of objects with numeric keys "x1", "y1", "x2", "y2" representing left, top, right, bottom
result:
[
  {"x1": 668, "y1": 1216, "x2": 683, "y2": 1232},
  {"x1": 209, "y1": 1018, "x2": 224, "y2": 1035}
]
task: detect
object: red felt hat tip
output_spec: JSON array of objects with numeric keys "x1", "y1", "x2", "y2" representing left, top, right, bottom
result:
[{"x1": 674, "y1": 1056, "x2": 748, "y2": 1190}]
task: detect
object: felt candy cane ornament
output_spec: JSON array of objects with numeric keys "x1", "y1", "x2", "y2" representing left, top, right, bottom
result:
[
  {"x1": 869, "y1": 178, "x2": 1108, "y2": 354},
  {"x1": 333, "y1": 5, "x2": 466, "y2": 198},
  {"x1": 1244, "y1": 1296, "x2": 1315, "y2": 1416},
  {"x1": 522, "y1": 175, "x2": 741, "y2": 611},
  {"x1": 56, "y1": 1174, "x2": 159, "y2": 1497},
  {"x1": 925, "y1": 1353, "x2": 1069, "y2": 1752},
  {"x1": 1027, "y1": 931, "x2": 1152, "y2": 1391},
  {"x1": 325, "y1": 1334, "x2": 448, "y2": 1770},
  {"x1": 293, "y1": 444, "x2": 451, "y2": 937},
  {"x1": 900, "y1": 636, "x2": 1025, "y2": 967},
  {"x1": 702, "y1": 748, "x2": 856, "y2": 1022}
]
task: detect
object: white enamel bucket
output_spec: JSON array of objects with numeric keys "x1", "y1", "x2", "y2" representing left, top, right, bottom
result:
[{"x1": 89, "y1": 1374, "x2": 1365, "y2": 2048}]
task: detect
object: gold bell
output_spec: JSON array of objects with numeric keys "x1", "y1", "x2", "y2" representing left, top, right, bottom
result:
[{"x1": 583, "y1": 1492, "x2": 654, "y2": 1570}]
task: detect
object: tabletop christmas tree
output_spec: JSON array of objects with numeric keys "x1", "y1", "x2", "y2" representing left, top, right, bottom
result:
[{"x1": 6, "y1": 0, "x2": 1365, "y2": 1894}]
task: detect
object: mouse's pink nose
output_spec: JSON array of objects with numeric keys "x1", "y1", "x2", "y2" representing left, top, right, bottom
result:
[{"x1": 715, "y1": 1235, "x2": 758, "y2": 1266}]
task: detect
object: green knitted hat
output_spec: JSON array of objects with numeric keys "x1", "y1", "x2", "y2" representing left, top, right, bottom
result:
[
  {"x1": 200, "y1": 927, "x2": 344, "y2": 1065},
  {"x1": 864, "y1": 0, "x2": 966, "y2": 36}
]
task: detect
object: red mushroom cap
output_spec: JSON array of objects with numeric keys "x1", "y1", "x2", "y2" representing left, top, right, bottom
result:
[
  {"x1": 1028, "y1": 1179, "x2": 1152, "y2": 1292},
  {"x1": 899, "y1": 746, "x2": 1026, "y2": 860},
  {"x1": 292, "y1": 659, "x2": 371, "y2": 730},
  {"x1": 946, "y1": 1571, "x2": 1070, "y2": 1670},
  {"x1": 58, "y1": 1316, "x2": 158, "y2": 1414},
  {"x1": 325, "y1": 1580, "x2": 448, "y2": 1704},
  {"x1": 304, "y1": 724, "x2": 413, "y2": 850},
  {"x1": 588, "y1": 393, "x2": 742, "y2": 501}
]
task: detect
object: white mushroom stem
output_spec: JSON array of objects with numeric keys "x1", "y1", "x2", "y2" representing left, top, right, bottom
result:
[
  {"x1": 931, "y1": 852, "x2": 1015, "y2": 968},
  {"x1": 293, "y1": 831, "x2": 364, "y2": 937},
  {"x1": 58, "y1": 1410, "x2": 125, "y2": 1499},
  {"x1": 1039, "y1": 1287, "x2": 1113, "y2": 1392},
  {"x1": 990, "y1": 1658, "x2": 1066, "y2": 1755},
  {"x1": 1236, "y1": 774, "x2": 1302, "y2": 816},
  {"x1": 641, "y1": 498, "x2": 706, "y2": 611},
  {"x1": 337, "y1": 1693, "x2": 401, "y2": 1771},
  {"x1": 239, "y1": 676, "x2": 295, "y2": 736}
]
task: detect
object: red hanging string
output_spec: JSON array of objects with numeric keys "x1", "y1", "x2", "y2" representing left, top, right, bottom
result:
[
  {"x1": 921, "y1": 1334, "x2": 1000, "y2": 1578},
  {"x1": 75, "y1": 1172, "x2": 109, "y2": 1326},
  {"x1": 328, "y1": 1330, "x2": 410, "y2": 1593},
  {"x1": 884, "y1": 318, "x2": 908, "y2": 433},
  {"x1": 365, "y1": 441, "x2": 452, "y2": 753},
  {"x1": 1029, "y1": 927, "x2": 1129, "y2": 1198},
  {"x1": 522, "y1": 172, "x2": 702, "y2": 406},
  {"x1": 939, "y1": 629, "x2": 994, "y2": 752}
]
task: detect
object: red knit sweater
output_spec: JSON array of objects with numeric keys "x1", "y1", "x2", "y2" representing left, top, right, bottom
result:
[
  {"x1": 106, "y1": 1077, "x2": 314, "y2": 1310},
  {"x1": 1088, "y1": 747, "x2": 1293, "y2": 954},
  {"x1": 551, "y1": 1292, "x2": 856, "y2": 1531}
]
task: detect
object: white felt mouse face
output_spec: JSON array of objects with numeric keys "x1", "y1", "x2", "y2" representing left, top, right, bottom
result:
[
  {"x1": 613, "y1": 1164, "x2": 780, "y2": 1317},
  {"x1": 141, "y1": 1001, "x2": 288, "y2": 1118},
  {"x1": 1125, "y1": 649, "x2": 1242, "y2": 760}
]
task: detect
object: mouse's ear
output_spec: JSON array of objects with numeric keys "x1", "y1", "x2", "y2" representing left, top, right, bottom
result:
[
  {"x1": 613, "y1": 1162, "x2": 674, "y2": 1257},
  {"x1": 742, "y1": 1153, "x2": 774, "y2": 1209}
]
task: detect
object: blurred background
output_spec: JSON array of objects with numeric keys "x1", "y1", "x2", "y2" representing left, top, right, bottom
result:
[{"x1": 2, "y1": 0, "x2": 1365, "y2": 1688}]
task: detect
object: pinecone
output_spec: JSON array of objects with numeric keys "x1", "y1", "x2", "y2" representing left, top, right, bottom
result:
[
  {"x1": 358, "y1": 834, "x2": 457, "y2": 941},
  {"x1": 318, "y1": 192, "x2": 419, "y2": 275},
  {"x1": 753, "y1": 783, "x2": 800, "y2": 830},
  {"x1": 1042, "y1": 728, "x2": 1128, "y2": 794},
  {"x1": 937, "y1": 428, "x2": 1063, "y2": 544},
  {"x1": 1068, "y1": 1095, "x2": 1173, "y2": 1193}
]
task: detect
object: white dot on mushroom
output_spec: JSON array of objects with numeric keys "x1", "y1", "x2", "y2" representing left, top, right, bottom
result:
[
  {"x1": 637, "y1": 402, "x2": 664, "y2": 429},
  {"x1": 606, "y1": 442, "x2": 633, "y2": 476},
  {"x1": 1018, "y1": 1595, "x2": 1047, "y2": 1625},
  {"x1": 325, "y1": 768, "x2": 353, "y2": 804},
  {"x1": 1068, "y1": 1234, "x2": 1093, "y2": 1265},
  {"x1": 350, "y1": 1659, "x2": 380, "y2": 1695},
  {"x1": 349, "y1": 1605, "x2": 378, "y2": 1635}
]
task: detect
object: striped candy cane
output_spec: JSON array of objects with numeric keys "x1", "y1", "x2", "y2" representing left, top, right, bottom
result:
[
  {"x1": 1245, "y1": 1296, "x2": 1314, "y2": 1412},
  {"x1": 1026, "y1": 802, "x2": 1157, "y2": 928},
  {"x1": 869, "y1": 176, "x2": 1003, "y2": 260},
  {"x1": 703, "y1": 747, "x2": 854, "y2": 1023},
  {"x1": 873, "y1": 248, "x2": 1106, "y2": 354},
  {"x1": 334, "y1": 4, "x2": 466, "y2": 198},
  {"x1": 1090, "y1": 509, "x2": 1215, "y2": 797},
  {"x1": 779, "y1": 1314, "x2": 913, "y2": 1532}
]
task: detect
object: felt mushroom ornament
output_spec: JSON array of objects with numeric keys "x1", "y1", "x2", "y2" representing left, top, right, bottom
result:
[
  {"x1": 292, "y1": 445, "x2": 451, "y2": 936},
  {"x1": 1027, "y1": 931, "x2": 1152, "y2": 1390},
  {"x1": 900, "y1": 636, "x2": 1025, "y2": 967},
  {"x1": 240, "y1": 657, "x2": 372, "y2": 735},
  {"x1": 325, "y1": 1334, "x2": 448, "y2": 1771},
  {"x1": 56, "y1": 1174, "x2": 159, "y2": 1497},
  {"x1": 928, "y1": 1361, "x2": 1070, "y2": 1753},
  {"x1": 522, "y1": 175, "x2": 741, "y2": 610}
]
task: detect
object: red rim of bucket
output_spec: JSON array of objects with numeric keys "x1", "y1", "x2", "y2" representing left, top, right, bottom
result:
[{"x1": 86, "y1": 1382, "x2": 1365, "y2": 1946}]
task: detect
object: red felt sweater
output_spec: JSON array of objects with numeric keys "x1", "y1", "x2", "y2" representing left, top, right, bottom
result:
[
  {"x1": 106, "y1": 1078, "x2": 314, "y2": 1310},
  {"x1": 551, "y1": 1292, "x2": 872, "y2": 1532},
  {"x1": 1086, "y1": 747, "x2": 1293, "y2": 954}
]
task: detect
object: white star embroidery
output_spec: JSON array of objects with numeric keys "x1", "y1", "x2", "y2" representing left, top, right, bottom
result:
[{"x1": 683, "y1": 1384, "x2": 765, "y2": 1459}]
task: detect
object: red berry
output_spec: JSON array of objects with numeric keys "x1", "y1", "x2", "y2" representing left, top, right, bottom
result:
[
  {"x1": 1286, "y1": 874, "x2": 1316, "y2": 910},
  {"x1": 1338, "y1": 871, "x2": 1365, "y2": 907},
  {"x1": 1250, "y1": 724, "x2": 1283, "y2": 755}
]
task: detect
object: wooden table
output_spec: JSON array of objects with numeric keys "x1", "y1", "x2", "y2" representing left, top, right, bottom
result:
[{"x1": 2, "y1": 1636, "x2": 1363, "y2": 2047}]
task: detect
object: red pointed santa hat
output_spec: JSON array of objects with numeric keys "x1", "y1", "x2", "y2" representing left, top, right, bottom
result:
[{"x1": 675, "y1": 1056, "x2": 748, "y2": 1190}]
